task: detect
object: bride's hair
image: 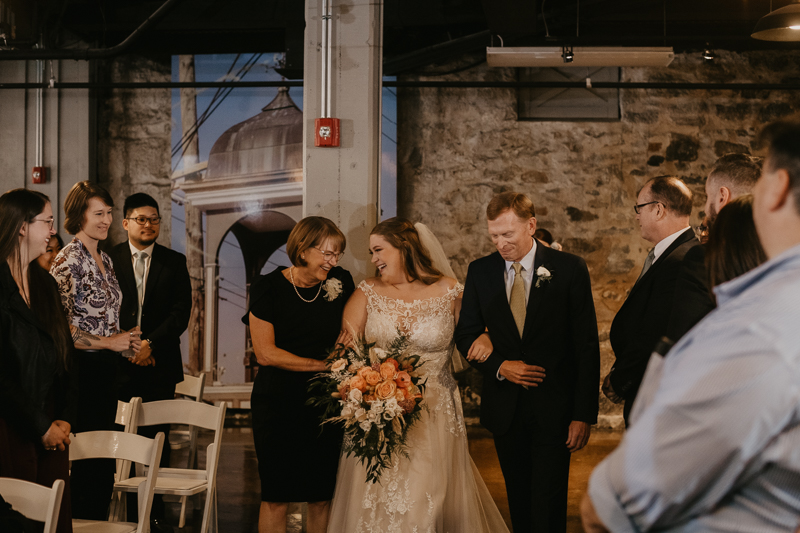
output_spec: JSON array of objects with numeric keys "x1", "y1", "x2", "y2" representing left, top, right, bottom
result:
[{"x1": 370, "y1": 218, "x2": 443, "y2": 285}]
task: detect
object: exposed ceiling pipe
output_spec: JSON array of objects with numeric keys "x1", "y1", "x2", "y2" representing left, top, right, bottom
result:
[
  {"x1": 0, "y1": 0, "x2": 184, "y2": 61},
  {"x1": 3, "y1": 80, "x2": 800, "y2": 91}
]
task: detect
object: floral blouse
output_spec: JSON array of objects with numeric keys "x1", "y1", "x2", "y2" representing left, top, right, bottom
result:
[{"x1": 50, "y1": 238, "x2": 122, "y2": 337}]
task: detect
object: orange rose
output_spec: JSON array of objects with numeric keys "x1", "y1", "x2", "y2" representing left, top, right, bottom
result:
[
  {"x1": 385, "y1": 358, "x2": 400, "y2": 371},
  {"x1": 395, "y1": 371, "x2": 412, "y2": 388},
  {"x1": 375, "y1": 380, "x2": 397, "y2": 400},
  {"x1": 350, "y1": 375, "x2": 367, "y2": 392},
  {"x1": 357, "y1": 367, "x2": 372, "y2": 380},
  {"x1": 365, "y1": 371, "x2": 381, "y2": 387},
  {"x1": 380, "y1": 362, "x2": 398, "y2": 380}
]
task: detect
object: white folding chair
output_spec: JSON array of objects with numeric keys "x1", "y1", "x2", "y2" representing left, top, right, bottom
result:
[
  {"x1": 170, "y1": 373, "x2": 206, "y2": 469},
  {"x1": 0, "y1": 477, "x2": 64, "y2": 533},
  {"x1": 71, "y1": 430, "x2": 164, "y2": 533},
  {"x1": 114, "y1": 400, "x2": 225, "y2": 533}
]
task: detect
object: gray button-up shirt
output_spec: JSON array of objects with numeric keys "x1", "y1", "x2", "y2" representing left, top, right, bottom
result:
[{"x1": 590, "y1": 243, "x2": 800, "y2": 532}]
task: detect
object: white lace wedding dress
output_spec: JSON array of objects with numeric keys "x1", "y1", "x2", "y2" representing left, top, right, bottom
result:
[{"x1": 326, "y1": 281, "x2": 510, "y2": 533}]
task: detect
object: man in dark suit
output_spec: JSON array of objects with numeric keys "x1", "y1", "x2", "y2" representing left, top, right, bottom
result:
[
  {"x1": 110, "y1": 193, "x2": 191, "y2": 532},
  {"x1": 455, "y1": 191, "x2": 600, "y2": 533},
  {"x1": 603, "y1": 177, "x2": 714, "y2": 425}
]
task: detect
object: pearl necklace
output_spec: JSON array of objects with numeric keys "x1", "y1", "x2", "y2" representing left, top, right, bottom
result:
[{"x1": 289, "y1": 267, "x2": 323, "y2": 303}]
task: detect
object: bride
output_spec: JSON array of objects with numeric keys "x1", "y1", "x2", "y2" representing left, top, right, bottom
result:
[{"x1": 327, "y1": 218, "x2": 510, "y2": 533}]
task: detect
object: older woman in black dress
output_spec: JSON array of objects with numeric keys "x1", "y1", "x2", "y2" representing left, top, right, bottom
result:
[{"x1": 244, "y1": 216, "x2": 354, "y2": 533}]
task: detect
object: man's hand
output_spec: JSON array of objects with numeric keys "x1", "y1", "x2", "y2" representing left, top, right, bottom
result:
[
  {"x1": 566, "y1": 420, "x2": 591, "y2": 452},
  {"x1": 580, "y1": 494, "x2": 610, "y2": 533},
  {"x1": 466, "y1": 333, "x2": 493, "y2": 362},
  {"x1": 498, "y1": 360, "x2": 545, "y2": 387},
  {"x1": 130, "y1": 340, "x2": 155, "y2": 366},
  {"x1": 602, "y1": 373, "x2": 622, "y2": 403}
]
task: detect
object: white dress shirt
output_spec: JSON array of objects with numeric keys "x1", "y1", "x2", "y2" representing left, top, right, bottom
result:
[
  {"x1": 652, "y1": 226, "x2": 690, "y2": 263},
  {"x1": 129, "y1": 241, "x2": 155, "y2": 305},
  {"x1": 503, "y1": 238, "x2": 537, "y2": 305}
]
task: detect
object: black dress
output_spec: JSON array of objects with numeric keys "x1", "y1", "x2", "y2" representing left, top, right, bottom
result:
[{"x1": 244, "y1": 266, "x2": 354, "y2": 502}]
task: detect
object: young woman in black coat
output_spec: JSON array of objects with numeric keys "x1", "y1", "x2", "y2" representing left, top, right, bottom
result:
[{"x1": 0, "y1": 189, "x2": 75, "y2": 533}]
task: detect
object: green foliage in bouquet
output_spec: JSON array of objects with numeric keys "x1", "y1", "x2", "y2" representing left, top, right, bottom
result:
[{"x1": 307, "y1": 332, "x2": 427, "y2": 483}]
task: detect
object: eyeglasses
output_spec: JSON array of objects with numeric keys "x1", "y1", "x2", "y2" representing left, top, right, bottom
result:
[
  {"x1": 633, "y1": 201, "x2": 661, "y2": 214},
  {"x1": 126, "y1": 216, "x2": 162, "y2": 226},
  {"x1": 32, "y1": 217, "x2": 54, "y2": 230},
  {"x1": 313, "y1": 247, "x2": 344, "y2": 262}
]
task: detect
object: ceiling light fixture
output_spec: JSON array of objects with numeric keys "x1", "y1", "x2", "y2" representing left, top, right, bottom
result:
[
  {"x1": 752, "y1": 2, "x2": 800, "y2": 41},
  {"x1": 702, "y1": 45, "x2": 715, "y2": 62},
  {"x1": 487, "y1": 47, "x2": 675, "y2": 68}
]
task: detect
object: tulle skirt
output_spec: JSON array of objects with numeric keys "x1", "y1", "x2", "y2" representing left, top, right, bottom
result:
[{"x1": 326, "y1": 381, "x2": 510, "y2": 533}]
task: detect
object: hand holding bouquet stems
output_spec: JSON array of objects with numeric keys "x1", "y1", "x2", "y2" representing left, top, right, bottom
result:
[{"x1": 307, "y1": 331, "x2": 426, "y2": 483}]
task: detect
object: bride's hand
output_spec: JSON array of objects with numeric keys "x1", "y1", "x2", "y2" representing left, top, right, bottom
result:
[
  {"x1": 466, "y1": 332, "x2": 493, "y2": 362},
  {"x1": 336, "y1": 329, "x2": 354, "y2": 349}
]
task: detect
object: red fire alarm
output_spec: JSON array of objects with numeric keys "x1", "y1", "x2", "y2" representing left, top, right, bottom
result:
[
  {"x1": 315, "y1": 118, "x2": 340, "y2": 147},
  {"x1": 32, "y1": 167, "x2": 47, "y2": 184}
]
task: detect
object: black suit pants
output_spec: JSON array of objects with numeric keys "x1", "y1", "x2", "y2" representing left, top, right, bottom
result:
[
  {"x1": 117, "y1": 371, "x2": 177, "y2": 520},
  {"x1": 493, "y1": 392, "x2": 571, "y2": 533}
]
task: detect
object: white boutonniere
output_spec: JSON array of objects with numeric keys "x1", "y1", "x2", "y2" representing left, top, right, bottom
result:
[
  {"x1": 323, "y1": 278, "x2": 343, "y2": 301},
  {"x1": 535, "y1": 266, "x2": 553, "y2": 288}
]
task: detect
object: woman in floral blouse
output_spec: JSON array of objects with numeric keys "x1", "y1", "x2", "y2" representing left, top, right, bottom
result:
[{"x1": 50, "y1": 181, "x2": 140, "y2": 520}]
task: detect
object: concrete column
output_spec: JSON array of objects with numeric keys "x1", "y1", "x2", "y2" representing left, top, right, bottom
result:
[
  {"x1": 303, "y1": 0, "x2": 383, "y2": 281},
  {"x1": 204, "y1": 262, "x2": 218, "y2": 381}
]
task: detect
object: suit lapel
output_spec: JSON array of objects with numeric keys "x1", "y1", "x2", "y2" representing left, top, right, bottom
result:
[
  {"x1": 489, "y1": 253, "x2": 518, "y2": 331},
  {"x1": 117, "y1": 245, "x2": 139, "y2": 307},
  {"x1": 627, "y1": 227, "x2": 696, "y2": 299},
  {"x1": 143, "y1": 244, "x2": 163, "y2": 309},
  {"x1": 522, "y1": 243, "x2": 548, "y2": 341}
]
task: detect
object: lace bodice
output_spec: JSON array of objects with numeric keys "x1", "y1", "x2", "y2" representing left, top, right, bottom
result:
[{"x1": 360, "y1": 280, "x2": 463, "y2": 381}]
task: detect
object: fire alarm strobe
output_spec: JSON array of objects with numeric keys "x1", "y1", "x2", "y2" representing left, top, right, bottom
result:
[{"x1": 315, "y1": 117, "x2": 340, "y2": 147}]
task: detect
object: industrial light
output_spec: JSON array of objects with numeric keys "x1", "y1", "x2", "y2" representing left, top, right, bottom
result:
[
  {"x1": 752, "y1": 3, "x2": 800, "y2": 41},
  {"x1": 487, "y1": 47, "x2": 675, "y2": 68},
  {"x1": 702, "y1": 46, "x2": 715, "y2": 62}
]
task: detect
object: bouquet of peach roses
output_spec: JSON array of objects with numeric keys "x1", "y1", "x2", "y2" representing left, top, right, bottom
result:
[{"x1": 307, "y1": 332, "x2": 426, "y2": 483}]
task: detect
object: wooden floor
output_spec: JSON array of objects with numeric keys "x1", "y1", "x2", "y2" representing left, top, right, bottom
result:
[{"x1": 168, "y1": 416, "x2": 621, "y2": 532}]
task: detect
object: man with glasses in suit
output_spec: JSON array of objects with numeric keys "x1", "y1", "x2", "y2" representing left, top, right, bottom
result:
[
  {"x1": 110, "y1": 193, "x2": 191, "y2": 533},
  {"x1": 602, "y1": 177, "x2": 714, "y2": 426}
]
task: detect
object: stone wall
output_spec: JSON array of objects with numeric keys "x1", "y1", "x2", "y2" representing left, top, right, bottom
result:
[
  {"x1": 96, "y1": 55, "x2": 172, "y2": 248},
  {"x1": 397, "y1": 50, "x2": 800, "y2": 428}
]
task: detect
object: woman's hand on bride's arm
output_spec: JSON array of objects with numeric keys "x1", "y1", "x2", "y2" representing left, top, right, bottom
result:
[
  {"x1": 335, "y1": 329, "x2": 354, "y2": 350},
  {"x1": 466, "y1": 332, "x2": 493, "y2": 362}
]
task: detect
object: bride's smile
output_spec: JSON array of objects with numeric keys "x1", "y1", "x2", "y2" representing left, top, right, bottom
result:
[{"x1": 369, "y1": 234, "x2": 407, "y2": 285}]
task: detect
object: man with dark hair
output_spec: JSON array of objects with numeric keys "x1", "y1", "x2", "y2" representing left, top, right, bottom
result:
[
  {"x1": 703, "y1": 153, "x2": 762, "y2": 231},
  {"x1": 602, "y1": 177, "x2": 714, "y2": 425},
  {"x1": 582, "y1": 119, "x2": 800, "y2": 533},
  {"x1": 456, "y1": 191, "x2": 600, "y2": 533},
  {"x1": 110, "y1": 193, "x2": 191, "y2": 533}
]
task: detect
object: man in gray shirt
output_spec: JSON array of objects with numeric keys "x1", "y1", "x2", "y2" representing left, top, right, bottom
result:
[{"x1": 582, "y1": 120, "x2": 800, "y2": 532}]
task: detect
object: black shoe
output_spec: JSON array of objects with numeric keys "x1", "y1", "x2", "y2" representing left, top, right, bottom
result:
[{"x1": 150, "y1": 518, "x2": 174, "y2": 533}]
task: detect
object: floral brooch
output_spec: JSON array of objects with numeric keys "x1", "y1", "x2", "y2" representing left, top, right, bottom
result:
[{"x1": 323, "y1": 277, "x2": 343, "y2": 301}]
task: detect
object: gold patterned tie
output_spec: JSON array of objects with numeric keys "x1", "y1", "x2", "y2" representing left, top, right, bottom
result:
[{"x1": 510, "y1": 262, "x2": 526, "y2": 337}]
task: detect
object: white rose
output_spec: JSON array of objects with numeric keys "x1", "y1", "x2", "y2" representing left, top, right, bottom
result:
[
  {"x1": 359, "y1": 419, "x2": 372, "y2": 432},
  {"x1": 331, "y1": 358, "x2": 347, "y2": 373},
  {"x1": 350, "y1": 360, "x2": 365, "y2": 371},
  {"x1": 537, "y1": 266, "x2": 550, "y2": 277},
  {"x1": 384, "y1": 398, "x2": 400, "y2": 414},
  {"x1": 370, "y1": 402, "x2": 385, "y2": 414},
  {"x1": 341, "y1": 404, "x2": 354, "y2": 418},
  {"x1": 348, "y1": 388, "x2": 362, "y2": 403},
  {"x1": 354, "y1": 408, "x2": 367, "y2": 421}
]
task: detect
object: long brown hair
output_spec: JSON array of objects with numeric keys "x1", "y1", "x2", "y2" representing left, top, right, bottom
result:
[
  {"x1": 370, "y1": 218, "x2": 443, "y2": 285},
  {"x1": 0, "y1": 189, "x2": 71, "y2": 370},
  {"x1": 705, "y1": 194, "x2": 767, "y2": 291}
]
